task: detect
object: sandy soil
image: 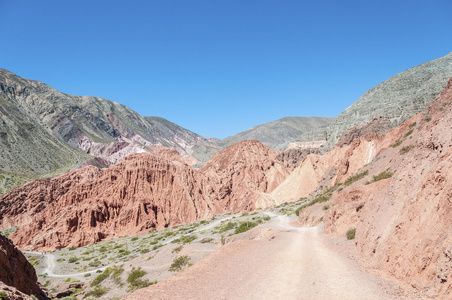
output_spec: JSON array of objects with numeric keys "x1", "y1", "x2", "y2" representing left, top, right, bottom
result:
[{"x1": 126, "y1": 215, "x2": 409, "y2": 300}]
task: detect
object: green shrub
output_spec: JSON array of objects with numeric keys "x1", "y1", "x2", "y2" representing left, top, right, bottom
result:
[
  {"x1": 344, "y1": 170, "x2": 368, "y2": 186},
  {"x1": 84, "y1": 273, "x2": 91, "y2": 277},
  {"x1": 169, "y1": 255, "x2": 191, "y2": 272},
  {"x1": 90, "y1": 268, "x2": 112, "y2": 287},
  {"x1": 84, "y1": 286, "x2": 108, "y2": 298},
  {"x1": 404, "y1": 129, "x2": 414, "y2": 138},
  {"x1": 89, "y1": 259, "x2": 101, "y2": 268},
  {"x1": 0, "y1": 292, "x2": 7, "y2": 300},
  {"x1": 127, "y1": 267, "x2": 154, "y2": 291},
  {"x1": 131, "y1": 237, "x2": 139, "y2": 241},
  {"x1": 68, "y1": 257, "x2": 78, "y2": 263},
  {"x1": 111, "y1": 265, "x2": 124, "y2": 285},
  {"x1": 425, "y1": 116, "x2": 432, "y2": 122},
  {"x1": 365, "y1": 170, "x2": 393, "y2": 184},
  {"x1": 140, "y1": 248, "x2": 150, "y2": 254},
  {"x1": 172, "y1": 235, "x2": 197, "y2": 244},
  {"x1": 172, "y1": 245, "x2": 183, "y2": 253},
  {"x1": 391, "y1": 139, "x2": 403, "y2": 148},
  {"x1": 218, "y1": 222, "x2": 237, "y2": 233},
  {"x1": 234, "y1": 221, "x2": 258, "y2": 234},
  {"x1": 68, "y1": 246, "x2": 77, "y2": 251},
  {"x1": 322, "y1": 203, "x2": 330, "y2": 210},
  {"x1": 399, "y1": 145, "x2": 414, "y2": 155},
  {"x1": 98, "y1": 246, "x2": 108, "y2": 253},
  {"x1": 346, "y1": 228, "x2": 356, "y2": 240},
  {"x1": 409, "y1": 122, "x2": 417, "y2": 128}
]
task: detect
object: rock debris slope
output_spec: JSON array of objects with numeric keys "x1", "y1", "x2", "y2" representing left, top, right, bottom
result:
[{"x1": 0, "y1": 140, "x2": 288, "y2": 250}]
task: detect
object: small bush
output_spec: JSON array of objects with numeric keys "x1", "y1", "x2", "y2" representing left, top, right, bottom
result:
[
  {"x1": 98, "y1": 246, "x2": 108, "y2": 253},
  {"x1": 399, "y1": 145, "x2": 414, "y2": 155},
  {"x1": 346, "y1": 228, "x2": 356, "y2": 240},
  {"x1": 111, "y1": 265, "x2": 124, "y2": 285},
  {"x1": 169, "y1": 255, "x2": 191, "y2": 272},
  {"x1": 344, "y1": 170, "x2": 368, "y2": 186},
  {"x1": 234, "y1": 221, "x2": 258, "y2": 234},
  {"x1": 68, "y1": 246, "x2": 77, "y2": 251},
  {"x1": 84, "y1": 273, "x2": 91, "y2": 277},
  {"x1": 172, "y1": 245, "x2": 183, "y2": 253},
  {"x1": 127, "y1": 267, "x2": 153, "y2": 291},
  {"x1": 68, "y1": 257, "x2": 78, "y2": 263},
  {"x1": 322, "y1": 203, "x2": 330, "y2": 210},
  {"x1": 140, "y1": 248, "x2": 150, "y2": 254},
  {"x1": 404, "y1": 129, "x2": 414, "y2": 138},
  {"x1": 425, "y1": 116, "x2": 432, "y2": 122},
  {"x1": 90, "y1": 268, "x2": 112, "y2": 287},
  {"x1": 365, "y1": 170, "x2": 393, "y2": 185},
  {"x1": 391, "y1": 140, "x2": 403, "y2": 148},
  {"x1": 0, "y1": 292, "x2": 7, "y2": 299},
  {"x1": 89, "y1": 259, "x2": 101, "y2": 267},
  {"x1": 409, "y1": 122, "x2": 417, "y2": 128},
  {"x1": 84, "y1": 286, "x2": 108, "y2": 298}
]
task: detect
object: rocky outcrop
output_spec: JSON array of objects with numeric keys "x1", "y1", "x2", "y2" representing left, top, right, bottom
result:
[
  {"x1": 0, "y1": 140, "x2": 288, "y2": 250},
  {"x1": 202, "y1": 140, "x2": 289, "y2": 209},
  {"x1": 299, "y1": 78, "x2": 452, "y2": 298},
  {"x1": 0, "y1": 234, "x2": 48, "y2": 299}
]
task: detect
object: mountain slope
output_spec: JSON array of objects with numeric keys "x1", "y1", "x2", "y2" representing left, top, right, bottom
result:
[
  {"x1": 314, "y1": 51, "x2": 452, "y2": 149},
  {"x1": 221, "y1": 116, "x2": 331, "y2": 150},
  {"x1": 0, "y1": 69, "x2": 221, "y2": 193}
]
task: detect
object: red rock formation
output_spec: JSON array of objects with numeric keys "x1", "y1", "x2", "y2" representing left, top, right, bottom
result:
[
  {"x1": 202, "y1": 140, "x2": 289, "y2": 210},
  {"x1": 0, "y1": 234, "x2": 48, "y2": 299},
  {"x1": 300, "y1": 78, "x2": 452, "y2": 298},
  {"x1": 0, "y1": 140, "x2": 288, "y2": 250}
]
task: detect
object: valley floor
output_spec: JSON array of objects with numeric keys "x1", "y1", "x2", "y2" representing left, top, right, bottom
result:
[{"x1": 125, "y1": 214, "x2": 417, "y2": 300}]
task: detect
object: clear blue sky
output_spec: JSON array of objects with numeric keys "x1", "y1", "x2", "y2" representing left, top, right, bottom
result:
[{"x1": 1, "y1": 0, "x2": 451, "y2": 139}]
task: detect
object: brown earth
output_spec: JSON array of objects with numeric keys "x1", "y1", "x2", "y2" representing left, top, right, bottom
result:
[
  {"x1": 299, "y1": 78, "x2": 452, "y2": 298},
  {"x1": 0, "y1": 140, "x2": 288, "y2": 250},
  {"x1": 124, "y1": 215, "x2": 411, "y2": 300},
  {"x1": 0, "y1": 234, "x2": 48, "y2": 299}
]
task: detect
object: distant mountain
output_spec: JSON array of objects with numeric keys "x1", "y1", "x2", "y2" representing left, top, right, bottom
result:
[
  {"x1": 297, "y1": 51, "x2": 452, "y2": 149},
  {"x1": 0, "y1": 68, "x2": 220, "y2": 193},
  {"x1": 221, "y1": 116, "x2": 332, "y2": 150}
]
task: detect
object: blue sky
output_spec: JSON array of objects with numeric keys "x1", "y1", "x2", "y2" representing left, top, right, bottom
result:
[{"x1": 1, "y1": 0, "x2": 451, "y2": 139}]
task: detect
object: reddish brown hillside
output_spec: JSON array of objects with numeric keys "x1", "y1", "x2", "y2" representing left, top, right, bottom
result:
[
  {"x1": 300, "y1": 78, "x2": 452, "y2": 298},
  {"x1": 202, "y1": 140, "x2": 289, "y2": 210},
  {"x1": 0, "y1": 140, "x2": 288, "y2": 250}
]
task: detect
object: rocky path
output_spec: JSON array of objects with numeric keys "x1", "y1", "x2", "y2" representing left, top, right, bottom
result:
[{"x1": 125, "y1": 214, "x2": 405, "y2": 300}]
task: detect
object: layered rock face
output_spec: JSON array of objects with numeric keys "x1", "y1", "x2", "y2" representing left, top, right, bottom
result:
[
  {"x1": 299, "y1": 78, "x2": 452, "y2": 298},
  {"x1": 0, "y1": 234, "x2": 48, "y2": 299},
  {"x1": 0, "y1": 140, "x2": 288, "y2": 250}
]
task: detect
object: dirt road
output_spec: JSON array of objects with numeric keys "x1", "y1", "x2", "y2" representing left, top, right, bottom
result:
[{"x1": 125, "y1": 214, "x2": 403, "y2": 300}]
